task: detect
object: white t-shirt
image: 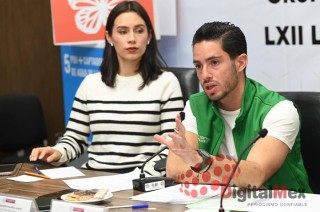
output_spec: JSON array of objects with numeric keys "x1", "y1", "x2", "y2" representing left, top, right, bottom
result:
[{"x1": 183, "y1": 100, "x2": 299, "y2": 159}]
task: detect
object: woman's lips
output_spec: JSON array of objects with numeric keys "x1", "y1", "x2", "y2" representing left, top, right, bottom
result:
[{"x1": 127, "y1": 47, "x2": 138, "y2": 53}]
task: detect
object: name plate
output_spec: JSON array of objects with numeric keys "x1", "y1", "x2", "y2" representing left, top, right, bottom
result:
[
  {"x1": 0, "y1": 193, "x2": 38, "y2": 212},
  {"x1": 51, "y1": 199, "x2": 107, "y2": 212}
]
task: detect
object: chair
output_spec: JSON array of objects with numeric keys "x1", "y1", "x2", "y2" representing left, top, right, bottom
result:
[
  {"x1": 279, "y1": 91, "x2": 320, "y2": 194},
  {"x1": 0, "y1": 93, "x2": 47, "y2": 164},
  {"x1": 154, "y1": 67, "x2": 199, "y2": 172},
  {"x1": 67, "y1": 151, "x2": 88, "y2": 168},
  {"x1": 164, "y1": 67, "x2": 199, "y2": 105}
]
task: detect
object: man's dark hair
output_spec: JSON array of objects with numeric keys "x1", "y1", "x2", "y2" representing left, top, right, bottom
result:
[
  {"x1": 192, "y1": 21, "x2": 247, "y2": 60},
  {"x1": 100, "y1": 1, "x2": 166, "y2": 89}
]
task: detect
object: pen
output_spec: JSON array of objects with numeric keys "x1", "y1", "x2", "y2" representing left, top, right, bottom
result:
[
  {"x1": 107, "y1": 203, "x2": 156, "y2": 210},
  {"x1": 33, "y1": 164, "x2": 42, "y2": 174},
  {"x1": 24, "y1": 171, "x2": 50, "y2": 179}
]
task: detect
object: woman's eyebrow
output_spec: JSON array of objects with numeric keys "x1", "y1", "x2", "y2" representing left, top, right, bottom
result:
[{"x1": 115, "y1": 24, "x2": 146, "y2": 29}]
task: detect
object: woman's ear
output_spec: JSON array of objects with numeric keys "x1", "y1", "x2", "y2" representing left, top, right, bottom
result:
[
  {"x1": 147, "y1": 30, "x2": 152, "y2": 45},
  {"x1": 105, "y1": 31, "x2": 113, "y2": 46}
]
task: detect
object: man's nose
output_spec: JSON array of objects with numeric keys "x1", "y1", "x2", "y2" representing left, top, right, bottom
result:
[{"x1": 201, "y1": 66, "x2": 212, "y2": 79}]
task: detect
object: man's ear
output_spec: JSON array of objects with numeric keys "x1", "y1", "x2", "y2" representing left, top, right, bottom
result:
[{"x1": 236, "y1": 53, "x2": 248, "y2": 73}]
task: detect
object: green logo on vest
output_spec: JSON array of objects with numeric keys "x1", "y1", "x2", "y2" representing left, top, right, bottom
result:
[{"x1": 198, "y1": 135, "x2": 210, "y2": 144}]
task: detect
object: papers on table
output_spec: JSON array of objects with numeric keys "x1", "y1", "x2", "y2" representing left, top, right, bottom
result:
[
  {"x1": 40, "y1": 166, "x2": 85, "y2": 179},
  {"x1": 187, "y1": 193, "x2": 254, "y2": 211},
  {"x1": 7, "y1": 166, "x2": 85, "y2": 182},
  {"x1": 63, "y1": 168, "x2": 140, "y2": 192},
  {"x1": 7, "y1": 166, "x2": 139, "y2": 193},
  {"x1": 131, "y1": 184, "x2": 220, "y2": 204},
  {"x1": 7, "y1": 175, "x2": 45, "y2": 182}
]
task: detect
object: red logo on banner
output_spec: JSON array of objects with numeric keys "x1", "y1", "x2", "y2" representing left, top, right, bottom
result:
[{"x1": 50, "y1": 0, "x2": 154, "y2": 45}]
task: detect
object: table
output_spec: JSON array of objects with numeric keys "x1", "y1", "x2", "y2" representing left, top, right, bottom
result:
[{"x1": 0, "y1": 163, "x2": 187, "y2": 212}]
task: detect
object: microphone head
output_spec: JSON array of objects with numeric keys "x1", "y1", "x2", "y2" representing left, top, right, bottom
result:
[
  {"x1": 259, "y1": 128, "x2": 268, "y2": 138},
  {"x1": 180, "y1": 111, "x2": 185, "y2": 121}
]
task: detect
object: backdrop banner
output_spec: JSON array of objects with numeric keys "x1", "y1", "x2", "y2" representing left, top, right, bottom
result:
[
  {"x1": 54, "y1": 0, "x2": 166, "y2": 125},
  {"x1": 159, "y1": 0, "x2": 320, "y2": 92},
  {"x1": 55, "y1": 0, "x2": 319, "y2": 125},
  {"x1": 60, "y1": 46, "x2": 103, "y2": 124},
  {"x1": 50, "y1": 0, "x2": 155, "y2": 45}
]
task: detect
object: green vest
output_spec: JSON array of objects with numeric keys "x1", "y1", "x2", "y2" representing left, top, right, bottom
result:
[{"x1": 189, "y1": 78, "x2": 312, "y2": 193}]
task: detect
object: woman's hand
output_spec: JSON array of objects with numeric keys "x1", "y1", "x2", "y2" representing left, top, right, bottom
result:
[{"x1": 29, "y1": 147, "x2": 62, "y2": 163}]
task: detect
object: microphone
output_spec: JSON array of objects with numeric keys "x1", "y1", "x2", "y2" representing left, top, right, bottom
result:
[
  {"x1": 132, "y1": 146, "x2": 174, "y2": 192},
  {"x1": 132, "y1": 112, "x2": 185, "y2": 192},
  {"x1": 219, "y1": 128, "x2": 268, "y2": 212}
]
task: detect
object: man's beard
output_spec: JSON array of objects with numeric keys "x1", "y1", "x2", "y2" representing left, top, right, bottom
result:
[{"x1": 204, "y1": 63, "x2": 239, "y2": 102}]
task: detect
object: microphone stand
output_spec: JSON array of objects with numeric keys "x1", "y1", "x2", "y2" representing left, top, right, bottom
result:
[
  {"x1": 132, "y1": 112, "x2": 185, "y2": 192},
  {"x1": 139, "y1": 146, "x2": 168, "y2": 179},
  {"x1": 219, "y1": 129, "x2": 268, "y2": 212},
  {"x1": 132, "y1": 145, "x2": 175, "y2": 192}
]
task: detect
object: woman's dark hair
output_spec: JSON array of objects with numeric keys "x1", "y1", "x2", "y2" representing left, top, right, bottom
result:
[{"x1": 100, "y1": 1, "x2": 166, "y2": 89}]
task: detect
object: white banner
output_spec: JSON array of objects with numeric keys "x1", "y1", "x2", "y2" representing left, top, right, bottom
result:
[{"x1": 160, "y1": 0, "x2": 320, "y2": 91}]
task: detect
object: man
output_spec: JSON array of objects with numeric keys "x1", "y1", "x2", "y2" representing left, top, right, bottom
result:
[{"x1": 154, "y1": 21, "x2": 312, "y2": 193}]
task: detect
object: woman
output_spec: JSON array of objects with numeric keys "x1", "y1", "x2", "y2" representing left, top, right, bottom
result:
[{"x1": 29, "y1": 1, "x2": 184, "y2": 176}]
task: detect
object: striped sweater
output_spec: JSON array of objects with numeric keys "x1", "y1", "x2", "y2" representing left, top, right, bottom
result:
[{"x1": 53, "y1": 71, "x2": 184, "y2": 176}]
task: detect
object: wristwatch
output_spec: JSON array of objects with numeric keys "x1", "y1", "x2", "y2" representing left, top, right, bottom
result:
[{"x1": 190, "y1": 149, "x2": 213, "y2": 174}]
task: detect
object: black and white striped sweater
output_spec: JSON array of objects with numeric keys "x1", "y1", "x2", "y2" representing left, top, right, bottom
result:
[{"x1": 53, "y1": 71, "x2": 184, "y2": 176}]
